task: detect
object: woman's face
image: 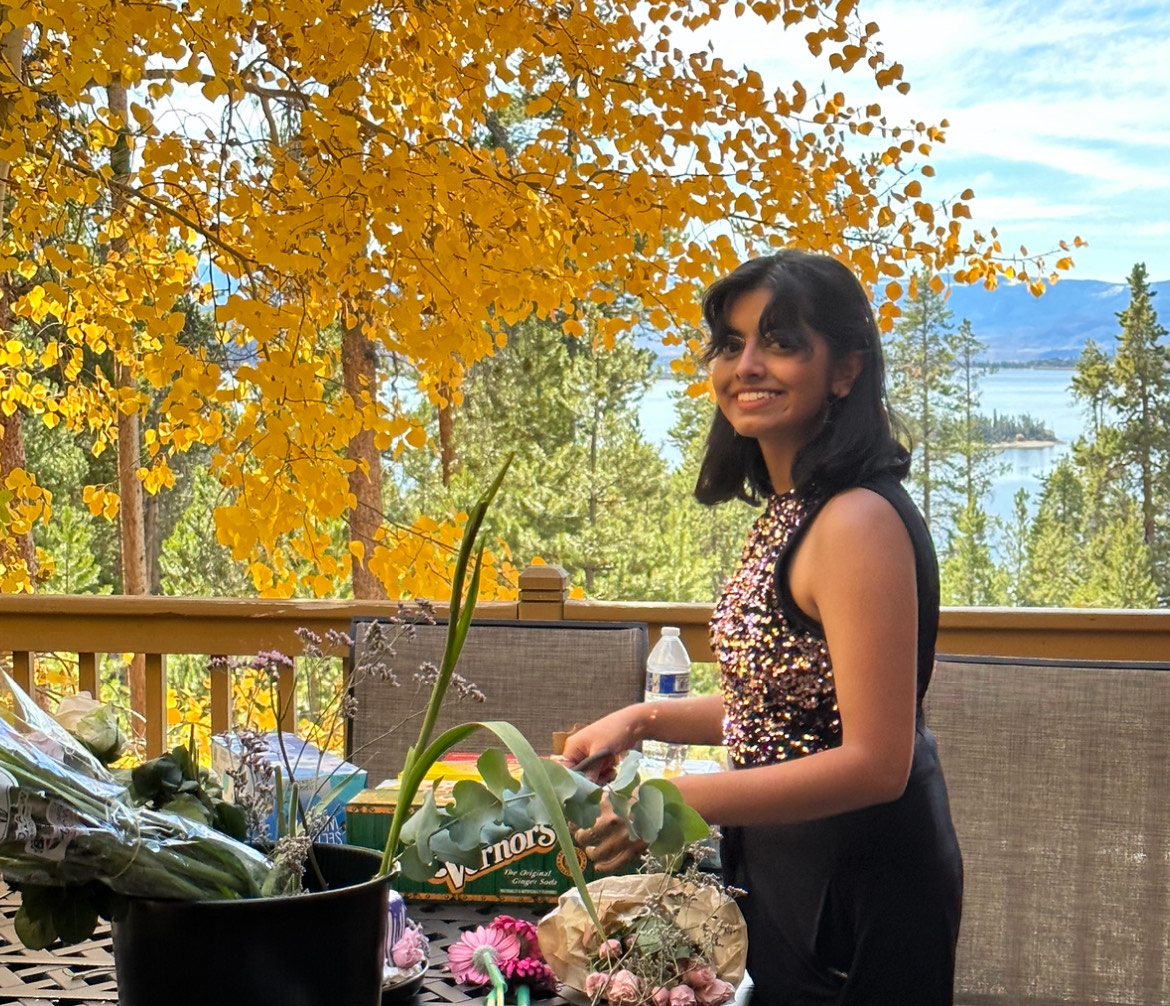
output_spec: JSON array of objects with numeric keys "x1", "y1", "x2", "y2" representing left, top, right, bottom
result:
[{"x1": 710, "y1": 286, "x2": 857, "y2": 454}]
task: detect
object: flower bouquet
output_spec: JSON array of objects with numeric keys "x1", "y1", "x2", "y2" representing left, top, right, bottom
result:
[
  {"x1": 448, "y1": 913, "x2": 556, "y2": 1005},
  {"x1": 537, "y1": 853, "x2": 747, "y2": 1006}
]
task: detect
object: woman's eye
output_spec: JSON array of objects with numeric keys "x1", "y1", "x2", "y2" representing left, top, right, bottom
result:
[{"x1": 717, "y1": 337, "x2": 743, "y2": 356}]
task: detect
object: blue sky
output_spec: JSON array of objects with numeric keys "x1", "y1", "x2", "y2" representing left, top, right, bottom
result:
[{"x1": 680, "y1": 0, "x2": 1170, "y2": 284}]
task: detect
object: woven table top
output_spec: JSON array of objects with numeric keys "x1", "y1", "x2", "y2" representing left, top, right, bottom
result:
[{"x1": 0, "y1": 885, "x2": 569, "y2": 1005}]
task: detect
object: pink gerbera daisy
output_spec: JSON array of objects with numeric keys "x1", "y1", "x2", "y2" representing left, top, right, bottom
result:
[{"x1": 447, "y1": 926, "x2": 521, "y2": 984}]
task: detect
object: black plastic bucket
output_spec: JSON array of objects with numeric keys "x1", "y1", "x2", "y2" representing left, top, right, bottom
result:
[{"x1": 112, "y1": 843, "x2": 390, "y2": 1006}]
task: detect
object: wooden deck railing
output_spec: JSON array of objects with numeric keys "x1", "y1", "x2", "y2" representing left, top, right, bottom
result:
[{"x1": 2, "y1": 562, "x2": 1169, "y2": 755}]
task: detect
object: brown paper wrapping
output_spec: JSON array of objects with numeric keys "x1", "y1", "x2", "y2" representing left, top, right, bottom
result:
[{"x1": 536, "y1": 873, "x2": 748, "y2": 995}]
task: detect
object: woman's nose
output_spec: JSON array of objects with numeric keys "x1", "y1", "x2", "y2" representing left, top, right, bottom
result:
[{"x1": 736, "y1": 335, "x2": 766, "y2": 377}]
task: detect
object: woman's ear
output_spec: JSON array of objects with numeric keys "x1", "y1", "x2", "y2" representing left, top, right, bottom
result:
[{"x1": 831, "y1": 351, "x2": 864, "y2": 399}]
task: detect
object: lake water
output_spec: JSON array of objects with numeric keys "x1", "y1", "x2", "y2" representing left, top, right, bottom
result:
[{"x1": 638, "y1": 368, "x2": 1084, "y2": 528}]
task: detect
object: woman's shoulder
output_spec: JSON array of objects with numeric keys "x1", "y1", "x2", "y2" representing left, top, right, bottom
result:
[{"x1": 804, "y1": 485, "x2": 913, "y2": 553}]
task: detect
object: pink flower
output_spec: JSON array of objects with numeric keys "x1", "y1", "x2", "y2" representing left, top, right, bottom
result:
[
  {"x1": 694, "y1": 978, "x2": 736, "y2": 1005},
  {"x1": 683, "y1": 964, "x2": 718, "y2": 991},
  {"x1": 598, "y1": 938, "x2": 624, "y2": 961},
  {"x1": 605, "y1": 969, "x2": 643, "y2": 1004},
  {"x1": 502, "y1": 955, "x2": 558, "y2": 992},
  {"x1": 390, "y1": 927, "x2": 428, "y2": 969},
  {"x1": 491, "y1": 914, "x2": 541, "y2": 955},
  {"x1": 446, "y1": 926, "x2": 521, "y2": 984},
  {"x1": 585, "y1": 971, "x2": 610, "y2": 997},
  {"x1": 650, "y1": 986, "x2": 672, "y2": 1005},
  {"x1": 669, "y1": 986, "x2": 698, "y2": 1005}
]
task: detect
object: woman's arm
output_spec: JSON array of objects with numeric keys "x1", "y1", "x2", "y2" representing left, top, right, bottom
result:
[
  {"x1": 560, "y1": 694, "x2": 725, "y2": 776},
  {"x1": 673, "y1": 487, "x2": 919, "y2": 826}
]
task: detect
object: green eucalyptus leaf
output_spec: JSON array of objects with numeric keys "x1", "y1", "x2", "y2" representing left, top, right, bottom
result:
[
  {"x1": 539, "y1": 759, "x2": 582, "y2": 804},
  {"x1": 478, "y1": 748, "x2": 519, "y2": 797},
  {"x1": 612, "y1": 751, "x2": 642, "y2": 795},
  {"x1": 647, "y1": 811, "x2": 683, "y2": 858},
  {"x1": 608, "y1": 790, "x2": 632, "y2": 822},
  {"x1": 672, "y1": 802, "x2": 713, "y2": 846},
  {"x1": 499, "y1": 790, "x2": 537, "y2": 831},
  {"x1": 641, "y1": 776, "x2": 687, "y2": 807},
  {"x1": 399, "y1": 788, "x2": 441, "y2": 867},
  {"x1": 429, "y1": 830, "x2": 490, "y2": 868},
  {"x1": 397, "y1": 840, "x2": 439, "y2": 882},
  {"x1": 630, "y1": 781, "x2": 665, "y2": 843}
]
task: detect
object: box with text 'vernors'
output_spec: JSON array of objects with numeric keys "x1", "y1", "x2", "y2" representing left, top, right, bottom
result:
[{"x1": 345, "y1": 755, "x2": 617, "y2": 902}]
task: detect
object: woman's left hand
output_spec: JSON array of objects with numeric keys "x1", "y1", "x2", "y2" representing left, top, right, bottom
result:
[{"x1": 572, "y1": 794, "x2": 646, "y2": 873}]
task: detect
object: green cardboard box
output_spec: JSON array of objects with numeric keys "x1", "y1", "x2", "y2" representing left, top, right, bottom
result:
[{"x1": 345, "y1": 783, "x2": 601, "y2": 902}]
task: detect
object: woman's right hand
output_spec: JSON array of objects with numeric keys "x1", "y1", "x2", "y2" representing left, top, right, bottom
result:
[{"x1": 560, "y1": 705, "x2": 647, "y2": 784}]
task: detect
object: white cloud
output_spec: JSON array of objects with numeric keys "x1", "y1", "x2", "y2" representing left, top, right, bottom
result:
[{"x1": 667, "y1": 0, "x2": 1170, "y2": 279}]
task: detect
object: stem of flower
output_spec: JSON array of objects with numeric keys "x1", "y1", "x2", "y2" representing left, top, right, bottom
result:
[
  {"x1": 516, "y1": 983, "x2": 531, "y2": 1006},
  {"x1": 484, "y1": 959, "x2": 508, "y2": 1006}
]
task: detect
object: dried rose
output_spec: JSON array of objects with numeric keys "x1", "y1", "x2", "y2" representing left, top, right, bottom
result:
[
  {"x1": 650, "y1": 986, "x2": 672, "y2": 1005},
  {"x1": 683, "y1": 964, "x2": 718, "y2": 991},
  {"x1": 670, "y1": 986, "x2": 698, "y2": 1005},
  {"x1": 598, "y1": 938, "x2": 624, "y2": 961},
  {"x1": 605, "y1": 969, "x2": 643, "y2": 1004},
  {"x1": 390, "y1": 928, "x2": 428, "y2": 969},
  {"x1": 694, "y1": 978, "x2": 736, "y2": 1005},
  {"x1": 585, "y1": 971, "x2": 610, "y2": 997}
]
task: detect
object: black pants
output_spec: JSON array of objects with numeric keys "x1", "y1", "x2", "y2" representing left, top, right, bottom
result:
[{"x1": 723, "y1": 728, "x2": 963, "y2": 1005}]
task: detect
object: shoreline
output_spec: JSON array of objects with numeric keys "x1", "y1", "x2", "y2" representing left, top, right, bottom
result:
[{"x1": 988, "y1": 439, "x2": 1061, "y2": 450}]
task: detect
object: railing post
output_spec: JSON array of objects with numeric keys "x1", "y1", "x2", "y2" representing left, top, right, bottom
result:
[
  {"x1": 518, "y1": 564, "x2": 569, "y2": 621},
  {"x1": 10, "y1": 651, "x2": 33, "y2": 696},
  {"x1": 144, "y1": 653, "x2": 167, "y2": 757}
]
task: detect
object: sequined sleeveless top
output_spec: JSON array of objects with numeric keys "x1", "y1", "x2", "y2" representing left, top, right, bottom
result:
[
  {"x1": 711, "y1": 491, "x2": 837, "y2": 767},
  {"x1": 710, "y1": 480, "x2": 940, "y2": 769}
]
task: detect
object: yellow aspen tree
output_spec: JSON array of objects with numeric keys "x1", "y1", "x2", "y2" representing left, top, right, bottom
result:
[{"x1": 0, "y1": 0, "x2": 1078, "y2": 598}]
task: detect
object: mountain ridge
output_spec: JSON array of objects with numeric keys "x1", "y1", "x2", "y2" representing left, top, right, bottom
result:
[{"x1": 641, "y1": 277, "x2": 1170, "y2": 364}]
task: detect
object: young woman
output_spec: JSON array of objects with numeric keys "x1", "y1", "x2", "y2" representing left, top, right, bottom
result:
[{"x1": 564, "y1": 251, "x2": 963, "y2": 1004}]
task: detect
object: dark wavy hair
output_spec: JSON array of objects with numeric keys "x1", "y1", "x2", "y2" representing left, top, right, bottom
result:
[{"x1": 694, "y1": 250, "x2": 909, "y2": 506}]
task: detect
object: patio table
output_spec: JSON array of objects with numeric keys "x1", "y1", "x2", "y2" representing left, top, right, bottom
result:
[{"x1": 0, "y1": 884, "x2": 571, "y2": 1005}]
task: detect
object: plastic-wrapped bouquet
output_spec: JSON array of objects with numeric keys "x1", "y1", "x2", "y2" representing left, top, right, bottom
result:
[{"x1": 537, "y1": 849, "x2": 747, "y2": 1006}]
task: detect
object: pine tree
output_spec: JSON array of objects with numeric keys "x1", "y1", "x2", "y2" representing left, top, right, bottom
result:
[
  {"x1": 1109, "y1": 263, "x2": 1170, "y2": 548},
  {"x1": 885, "y1": 272, "x2": 961, "y2": 533},
  {"x1": 1071, "y1": 338, "x2": 1112, "y2": 438},
  {"x1": 37, "y1": 504, "x2": 112, "y2": 595},
  {"x1": 940, "y1": 501, "x2": 1006, "y2": 606},
  {"x1": 1026, "y1": 459, "x2": 1087, "y2": 606}
]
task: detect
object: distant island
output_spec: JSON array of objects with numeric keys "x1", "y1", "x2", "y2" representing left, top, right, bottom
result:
[{"x1": 976, "y1": 411, "x2": 1058, "y2": 449}]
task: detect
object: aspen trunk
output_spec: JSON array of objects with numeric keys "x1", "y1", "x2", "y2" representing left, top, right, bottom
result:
[
  {"x1": 108, "y1": 79, "x2": 150, "y2": 734},
  {"x1": 0, "y1": 21, "x2": 34, "y2": 581},
  {"x1": 437, "y1": 384, "x2": 456, "y2": 487},
  {"x1": 341, "y1": 315, "x2": 386, "y2": 600}
]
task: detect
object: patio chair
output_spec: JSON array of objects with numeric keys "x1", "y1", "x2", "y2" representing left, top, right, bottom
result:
[
  {"x1": 926, "y1": 654, "x2": 1170, "y2": 1006},
  {"x1": 346, "y1": 619, "x2": 648, "y2": 787}
]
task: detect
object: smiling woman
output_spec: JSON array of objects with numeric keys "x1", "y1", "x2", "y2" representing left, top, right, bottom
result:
[{"x1": 564, "y1": 250, "x2": 963, "y2": 1006}]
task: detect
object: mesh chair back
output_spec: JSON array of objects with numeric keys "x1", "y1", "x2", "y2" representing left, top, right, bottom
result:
[
  {"x1": 926, "y1": 655, "x2": 1170, "y2": 1005},
  {"x1": 347, "y1": 619, "x2": 648, "y2": 786}
]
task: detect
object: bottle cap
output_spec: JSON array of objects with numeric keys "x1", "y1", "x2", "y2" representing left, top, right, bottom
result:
[{"x1": 661, "y1": 626, "x2": 680, "y2": 637}]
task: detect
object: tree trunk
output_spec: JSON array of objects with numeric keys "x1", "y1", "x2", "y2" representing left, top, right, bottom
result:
[
  {"x1": 437, "y1": 385, "x2": 456, "y2": 487},
  {"x1": 0, "y1": 23, "x2": 34, "y2": 581},
  {"x1": 108, "y1": 79, "x2": 150, "y2": 733},
  {"x1": 341, "y1": 314, "x2": 386, "y2": 600}
]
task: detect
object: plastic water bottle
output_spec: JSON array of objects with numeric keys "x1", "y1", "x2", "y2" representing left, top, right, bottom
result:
[{"x1": 642, "y1": 627, "x2": 691, "y2": 774}]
